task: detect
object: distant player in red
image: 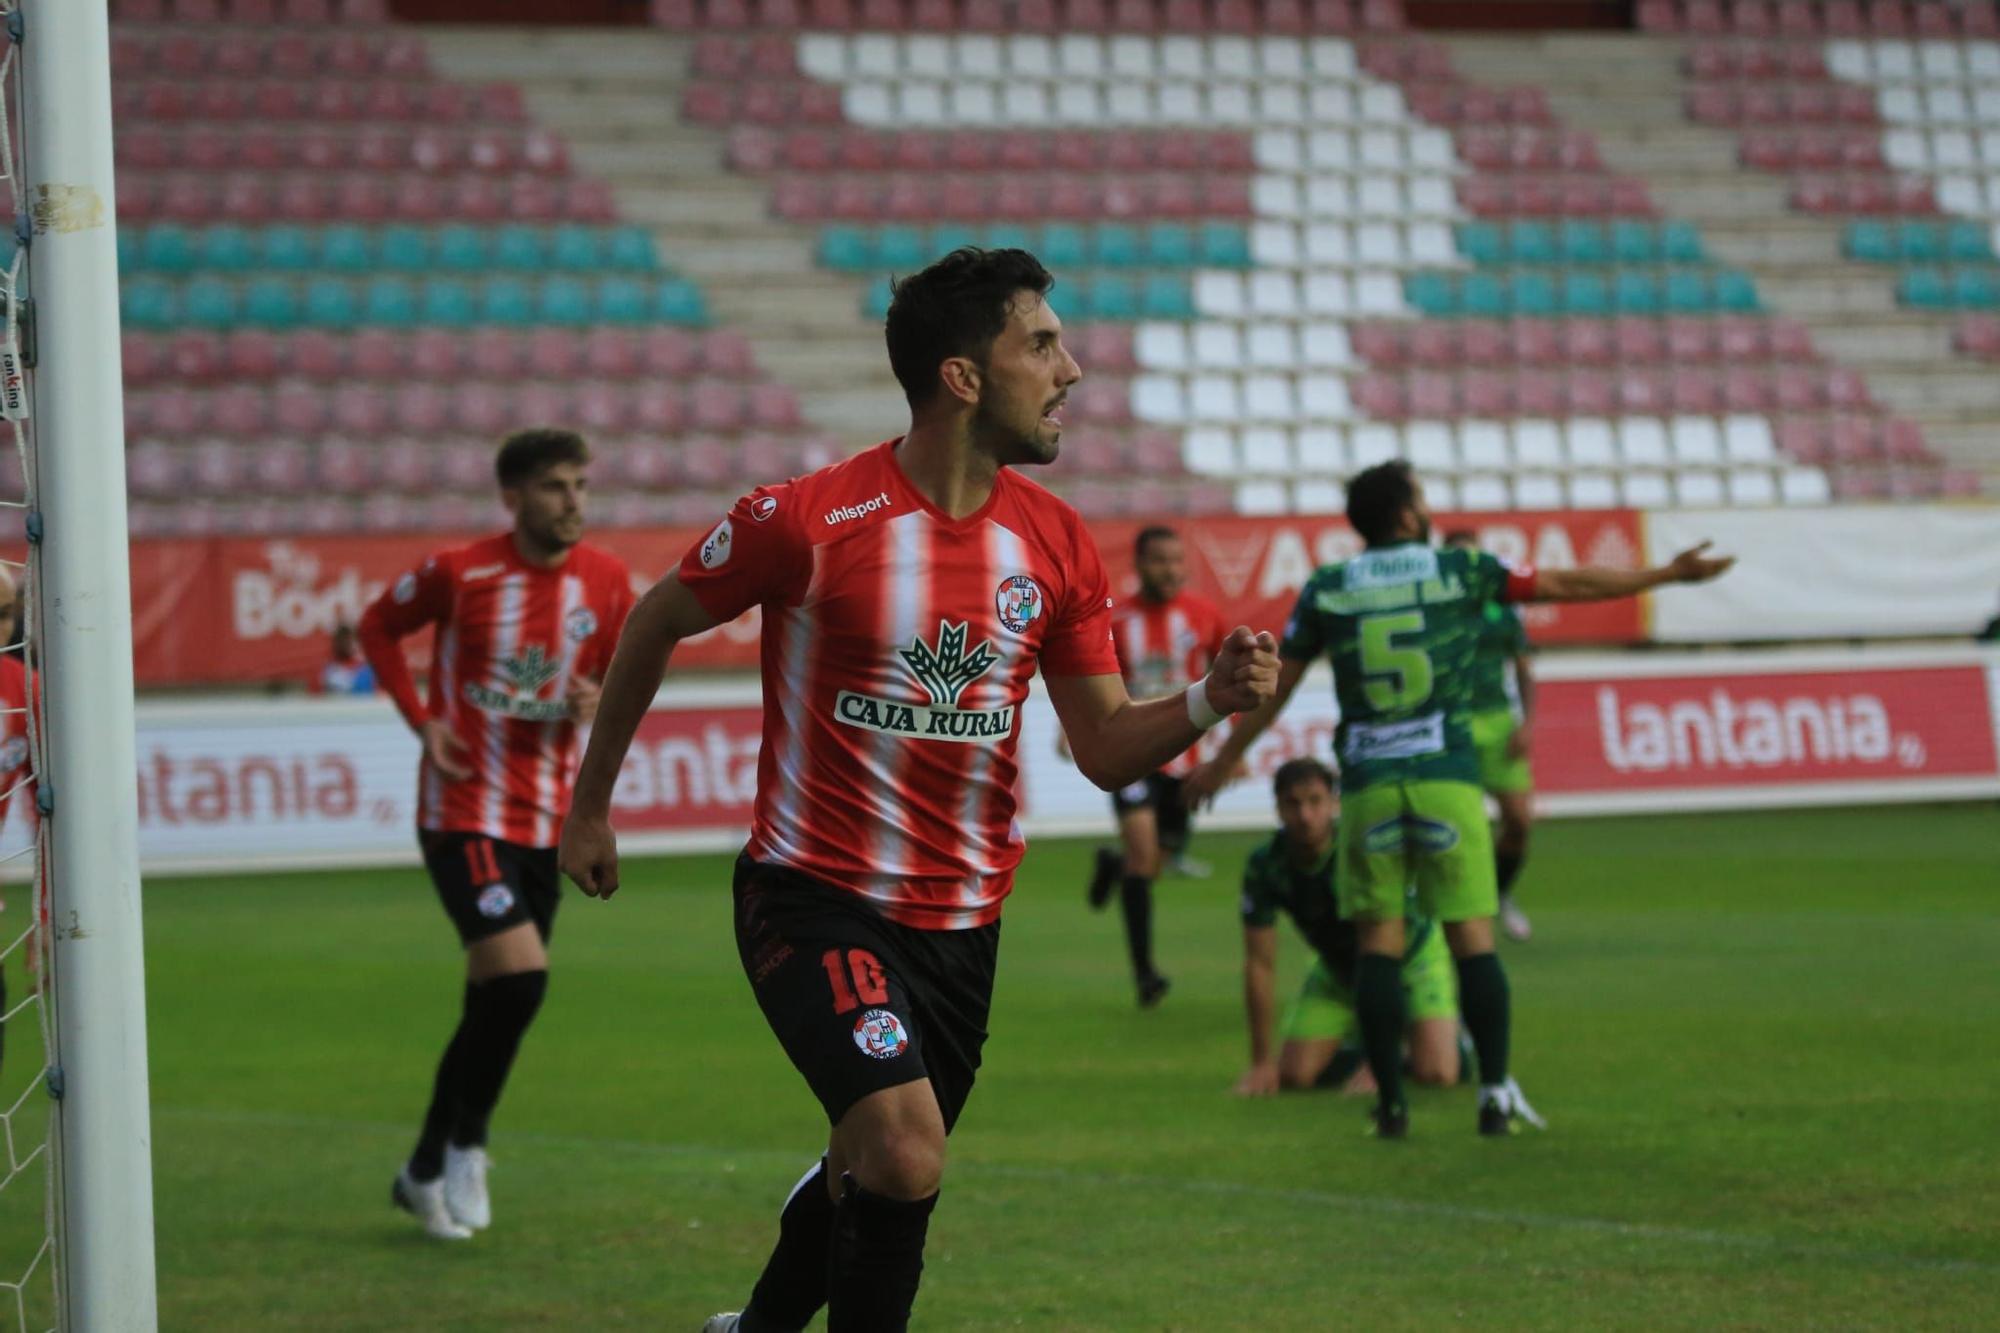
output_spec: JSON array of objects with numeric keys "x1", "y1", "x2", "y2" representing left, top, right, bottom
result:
[
  {"x1": 0, "y1": 569, "x2": 35, "y2": 1077},
  {"x1": 1080, "y1": 525, "x2": 1227, "y2": 1007},
  {"x1": 559, "y1": 249, "x2": 1280, "y2": 1333},
  {"x1": 358, "y1": 428, "x2": 634, "y2": 1241}
]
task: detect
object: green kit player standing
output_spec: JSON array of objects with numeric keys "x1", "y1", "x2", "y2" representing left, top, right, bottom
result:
[
  {"x1": 1188, "y1": 461, "x2": 1732, "y2": 1138},
  {"x1": 1442, "y1": 530, "x2": 1536, "y2": 943}
]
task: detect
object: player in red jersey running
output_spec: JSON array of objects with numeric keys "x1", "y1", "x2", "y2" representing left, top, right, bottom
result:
[
  {"x1": 1080, "y1": 525, "x2": 1227, "y2": 1006},
  {"x1": 560, "y1": 249, "x2": 1280, "y2": 1333},
  {"x1": 358, "y1": 429, "x2": 634, "y2": 1241}
]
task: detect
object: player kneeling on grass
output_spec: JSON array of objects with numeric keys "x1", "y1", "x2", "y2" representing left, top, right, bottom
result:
[
  {"x1": 358, "y1": 429, "x2": 634, "y2": 1239},
  {"x1": 1235, "y1": 757, "x2": 1461, "y2": 1097}
]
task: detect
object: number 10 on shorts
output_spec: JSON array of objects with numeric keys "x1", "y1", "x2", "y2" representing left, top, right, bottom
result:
[{"x1": 822, "y1": 948, "x2": 888, "y2": 1015}]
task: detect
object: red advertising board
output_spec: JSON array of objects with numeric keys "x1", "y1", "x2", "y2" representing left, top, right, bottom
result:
[
  {"x1": 105, "y1": 508, "x2": 1646, "y2": 687},
  {"x1": 1531, "y1": 665, "x2": 2000, "y2": 793},
  {"x1": 607, "y1": 703, "x2": 762, "y2": 834}
]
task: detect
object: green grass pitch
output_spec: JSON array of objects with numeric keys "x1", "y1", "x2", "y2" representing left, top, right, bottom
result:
[{"x1": 3, "y1": 803, "x2": 1998, "y2": 1329}]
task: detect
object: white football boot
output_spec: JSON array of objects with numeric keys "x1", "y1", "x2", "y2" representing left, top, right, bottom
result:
[
  {"x1": 1498, "y1": 892, "x2": 1533, "y2": 942},
  {"x1": 392, "y1": 1167, "x2": 473, "y2": 1240},
  {"x1": 700, "y1": 1315, "x2": 742, "y2": 1332},
  {"x1": 443, "y1": 1145, "x2": 492, "y2": 1231}
]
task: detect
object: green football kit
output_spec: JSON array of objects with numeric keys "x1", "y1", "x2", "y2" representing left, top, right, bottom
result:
[{"x1": 1467, "y1": 600, "x2": 1533, "y2": 796}]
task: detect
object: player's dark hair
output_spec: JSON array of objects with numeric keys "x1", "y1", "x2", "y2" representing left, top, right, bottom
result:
[
  {"x1": 495, "y1": 428, "x2": 590, "y2": 488},
  {"x1": 1134, "y1": 525, "x2": 1178, "y2": 560},
  {"x1": 1272, "y1": 756, "x2": 1336, "y2": 800},
  {"x1": 1441, "y1": 529, "x2": 1479, "y2": 549},
  {"x1": 884, "y1": 247, "x2": 1056, "y2": 408},
  {"x1": 1345, "y1": 460, "x2": 1420, "y2": 547}
]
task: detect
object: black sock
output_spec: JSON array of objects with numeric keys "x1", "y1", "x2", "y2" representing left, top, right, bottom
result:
[
  {"x1": 409, "y1": 981, "x2": 477, "y2": 1181},
  {"x1": 1119, "y1": 874, "x2": 1156, "y2": 980},
  {"x1": 1315, "y1": 1044, "x2": 1367, "y2": 1089},
  {"x1": 826, "y1": 1176, "x2": 938, "y2": 1333},
  {"x1": 449, "y1": 969, "x2": 548, "y2": 1150},
  {"x1": 740, "y1": 1158, "x2": 834, "y2": 1333},
  {"x1": 1355, "y1": 952, "x2": 1407, "y2": 1115},
  {"x1": 1496, "y1": 850, "x2": 1525, "y2": 895},
  {"x1": 1455, "y1": 952, "x2": 1510, "y2": 1087}
]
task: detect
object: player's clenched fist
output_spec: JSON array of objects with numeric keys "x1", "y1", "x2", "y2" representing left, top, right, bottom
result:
[
  {"x1": 1203, "y1": 627, "x2": 1281, "y2": 716},
  {"x1": 559, "y1": 814, "x2": 621, "y2": 900}
]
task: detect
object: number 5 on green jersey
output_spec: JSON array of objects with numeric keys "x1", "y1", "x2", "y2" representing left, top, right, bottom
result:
[{"x1": 1359, "y1": 610, "x2": 1434, "y2": 712}]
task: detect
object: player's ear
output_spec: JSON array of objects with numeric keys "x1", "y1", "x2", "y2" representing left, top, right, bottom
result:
[{"x1": 938, "y1": 356, "x2": 982, "y2": 407}]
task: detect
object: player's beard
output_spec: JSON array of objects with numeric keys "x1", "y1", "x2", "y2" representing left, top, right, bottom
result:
[
  {"x1": 522, "y1": 513, "x2": 583, "y2": 558},
  {"x1": 972, "y1": 392, "x2": 1061, "y2": 468}
]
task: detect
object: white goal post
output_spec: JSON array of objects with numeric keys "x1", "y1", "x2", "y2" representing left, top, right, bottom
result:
[{"x1": 17, "y1": 0, "x2": 160, "y2": 1329}]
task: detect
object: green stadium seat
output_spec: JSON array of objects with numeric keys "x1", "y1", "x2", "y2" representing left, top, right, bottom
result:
[
  {"x1": 1094, "y1": 225, "x2": 1145, "y2": 268},
  {"x1": 818, "y1": 225, "x2": 874, "y2": 271},
  {"x1": 479, "y1": 277, "x2": 536, "y2": 325},
  {"x1": 1140, "y1": 274, "x2": 1195, "y2": 319},
  {"x1": 1558, "y1": 221, "x2": 1608, "y2": 265},
  {"x1": 422, "y1": 278, "x2": 478, "y2": 326},
  {"x1": 1509, "y1": 269, "x2": 1558, "y2": 317},
  {"x1": 1509, "y1": 221, "x2": 1561, "y2": 266},
  {"x1": 928, "y1": 225, "x2": 979, "y2": 258},
  {"x1": 490, "y1": 225, "x2": 544, "y2": 272},
  {"x1": 1144, "y1": 223, "x2": 1196, "y2": 268},
  {"x1": 1897, "y1": 266, "x2": 1951, "y2": 309},
  {"x1": 361, "y1": 277, "x2": 418, "y2": 326},
  {"x1": 1462, "y1": 271, "x2": 1507, "y2": 318},
  {"x1": 1713, "y1": 269, "x2": 1759, "y2": 312},
  {"x1": 534, "y1": 277, "x2": 591, "y2": 326},
  {"x1": 863, "y1": 275, "x2": 894, "y2": 320},
  {"x1": 433, "y1": 224, "x2": 491, "y2": 272},
  {"x1": 595, "y1": 276, "x2": 650, "y2": 323},
  {"x1": 1613, "y1": 269, "x2": 1661, "y2": 314},
  {"x1": 1660, "y1": 220, "x2": 1705, "y2": 263},
  {"x1": 605, "y1": 226, "x2": 659, "y2": 271},
  {"x1": 199, "y1": 225, "x2": 257, "y2": 271},
  {"x1": 115, "y1": 229, "x2": 138, "y2": 274},
  {"x1": 320, "y1": 225, "x2": 374, "y2": 273},
  {"x1": 1945, "y1": 221, "x2": 1992, "y2": 263},
  {"x1": 260, "y1": 225, "x2": 317, "y2": 271},
  {"x1": 1898, "y1": 221, "x2": 1944, "y2": 263},
  {"x1": 1562, "y1": 269, "x2": 1611, "y2": 316},
  {"x1": 1951, "y1": 266, "x2": 2000, "y2": 308},
  {"x1": 243, "y1": 277, "x2": 300, "y2": 328},
  {"x1": 120, "y1": 278, "x2": 180, "y2": 329},
  {"x1": 304, "y1": 276, "x2": 360, "y2": 327},
  {"x1": 183, "y1": 277, "x2": 239, "y2": 328},
  {"x1": 983, "y1": 223, "x2": 1035, "y2": 253},
  {"x1": 1454, "y1": 222, "x2": 1505, "y2": 266},
  {"x1": 139, "y1": 225, "x2": 196, "y2": 274},
  {"x1": 1038, "y1": 223, "x2": 1090, "y2": 269},
  {"x1": 550, "y1": 226, "x2": 605, "y2": 271},
  {"x1": 1845, "y1": 219, "x2": 1896, "y2": 262},
  {"x1": 1611, "y1": 220, "x2": 1659, "y2": 264},
  {"x1": 378, "y1": 225, "x2": 433, "y2": 272},
  {"x1": 1197, "y1": 222, "x2": 1251, "y2": 268},
  {"x1": 653, "y1": 279, "x2": 709, "y2": 325},
  {"x1": 1404, "y1": 270, "x2": 1456, "y2": 316},
  {"x1": 1087, "y1": 274, "x2": 1140, "y2": 320},
  {"x1": 875, "y1": 225, "x2": 927, "y2": 271},
  {"x1": 1662, "y1": 267, "x2": 1709, "y2": 313}
]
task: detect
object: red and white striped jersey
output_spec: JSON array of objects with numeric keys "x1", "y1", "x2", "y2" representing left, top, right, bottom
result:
[
  {"x1": 0, "y1": 655, "x2": 35, "y2": 827},
  {"x1": 1111, "y1": 591, "x2": 1228, "y2": 777},
  {"x1": 359, "y1": 534, "x2": 635, "y2": 849},
  {"x1": 679, "y1": 440, "x2": 1120, "y2": 931}
]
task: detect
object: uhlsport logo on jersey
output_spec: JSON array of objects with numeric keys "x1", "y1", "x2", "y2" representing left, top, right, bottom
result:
[
  {"x1": 463, "y1": 645, "x2": 571, "y2": 721},
  {"x1": 476, "y1": 883, "x2": 515, "y2": 919},
  {"x1": 823, "y1": 491, "x2": 892, "y2": 526},
  {"x1": 852, "y1": 1008, "x2": 910, "y2": 1059},
  {"x1": 700, "y1": 519, "x2": 733, "y2": 569},
  {"x1": 564, "y1": 605, "x2": 598, "y2": 642},
  {"x1": 834, "y1": 620, "x2": 1015, "y2": 744},
  {"x1": 995, "y1": 575, "x2": 1043, "y2": 634},
  {"x1": 751, "y1": 494, "x2": 779, "y2": 523}
]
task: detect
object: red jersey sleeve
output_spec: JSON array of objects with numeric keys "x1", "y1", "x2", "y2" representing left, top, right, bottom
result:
[
  {"x1": 1040, "y1": 516, "x2": 1121, "y2": 678},
  {"x1": 356, "y1": 554, "x2": 455, "y2": 732},
  {"x1": 677, "y1": 486, "x2": 813, "y2": 625}
]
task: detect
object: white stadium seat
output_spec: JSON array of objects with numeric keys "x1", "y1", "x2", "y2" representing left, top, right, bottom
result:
[
  {"x1": 1351, "y1": 270, "x2": 1404, "y2": 315},
  {"x1": 1208, "y1": 83, "x2": 1258, "y2": 126},
  {"x1": 1307, "y1": 38, "x2": 1357, "y2": 79},
  {"x1": 1780, "y1": 467, "x2": 1832, "y2": 505},
  {"x1": 1726, "y1": 467, "x2": 1779, "y2": 506},
  {"x1": 1234, "y1": 480, "x2": 1289, "y2": 515},
  {"x1": 1243, "y1": 374, "x2": 1297, "y2": 421},
  {"x1": 1307, "y1": 129, "x2": 1355, "y2": 170},
  {"x1": 1619, "y1": 471, "x2": 1672, "y2": 507},
  {"x1": 1298, "y1": 322, "x2": 1353, "y2": 367},
  {"x1": 1108, "y1": 34, "x2": 1154, "y2": 78},
  {"x1": 1309, "y1": 84, "x2": 1358, "y2": 123},
  {"x1": 1189, "y1": 374, "x2": 1242, "y2": 420},
  {"x1": 1250, "y1": 221, "x2": 1302, "y2": 267},
  {"x1": 1673, "y1": 469, "x2": 1726, "y2": 508},
  {"x1": 1254, "y1": 131, "x2": 1303, "y2": 172},
  {"x1": 1191, "y1": 323, "x2": 1245, "y2": 370},
  {"x1": 1350, "y1": 422, "x2": 1399, "y2": 467},
  {"x1": 1295, "y1": 426, "x2": 1349, "y2": 474},
  {"x1": 1566, "y1": 472, "x2": 1619, "y2": 508},
  {"x1": 1107, "y1": 82, "x2": 1155, "y2": 122},
  {"x1": 1249, "y1": 270, "x2": 1304, "y2": 316},
  {"x1": 1513, "y1": 473, "x2": 1563, "y2": 510},
  {"x1": 1566, "y1": 419, "x2": 1618, "y2": 468},
  {"x1": 1212, "y1": 37, "x2": 1257, "y2": 79},
  {"x1": 1130, "y1": 375, "x2": 1185, "y2": 423},
  {"x1": 1424, "y1": 476, "x2": 1460, "y2": 510},
  {"x1": 1240, "y1": 426, "x2": 1294, "y2": 472},
  {"x1": 1002, "y1": 84, "x2": 1051, "y2": 124},
  {"x1": 1054, "y1": 83, "x2": 1104, "y2": 121},
  {"x1": 1299, "y1": 271, "x2": 1351, "y2": 315},
  {"x1": 1182, "y1": 427, "x2": 1236, "y2": 475},
  {"x1": 1297, "y1": 373, "x2": 1353, "y2": 419},
  {"x1": 1056, "y1": 34, "x2": 1104, "y2": 78},
  {"x1": 1245, "y1": 323, "x2": 1299, "y2": 368},
  {"x1": 1003, "y1": 34, "x2": 1052, "y2": 75},
  {"x1": 1723, "y1": 415, "x2": 1776, "y2": 463},
  {"x1": 1514, "y1": 420, "x2": 1564, "y2": 469},
  {"x1": 843, "y1": 83, "x2": 894, "y2": 124},
  {"x1": 1259, "y1": 36, "x2": 1307, "y2": 78},
  {"x1": 1257, "y1": 83, "x2": 1308, "y2": 124},
  {"x1": 1291, "y1": 479, "x2": 1345, "y2": 513},
  {"x1": 905, "y1": 35, "x2": 950, "y2": 73},
  {"x1": 1133, "y1": 323, "x2": 1190, "y2": 372},
  {"x1": 1304, "y1": 222, "x2": 1354, "y2": 265},
  {"x1": 1619, "y1": 417, "x2": 1671, "y2": 468},
  {"x1": 1192, "y1": 271, "x2": 1248, "y2": 318},
  {"x1": 1160, "y1": 34, "x2": 1206, "y2": 78},
  {"x1": 958, "y1": 35, "x2": 1004, "y2": 76},
  {"x1": 1669, "y1": 416, "x2": 1723, "y2": 466},
  {"x1": 797, "y1": 33, "x2": 846, "y2": 81},
  {"x1": 1459, "y1": 420, "x2": 1511, "y2": 471},
  {"x1": 851, "y1": 33, "x2": 898, "y2": 78},
  {"x1": 1158, "y1": 82, "x2": 1204, "y2": 122},
  {"x1": 1405, "y1": 420, "x2": 1456, "y2": 471},
  {"x1": 1460, "y1": 475, "x2": 1512, "y2": 511}
]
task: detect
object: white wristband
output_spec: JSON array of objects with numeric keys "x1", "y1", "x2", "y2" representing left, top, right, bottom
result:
[{"x1": 1184, "y1": 678, "x2": 1225, "y2": 732}]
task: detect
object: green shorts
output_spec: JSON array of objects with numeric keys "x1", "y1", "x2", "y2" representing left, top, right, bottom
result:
[
  {"x1": 1337, "y1": 779, "x2": 1497, "y2": 923},
  {"x1": 1279, "y1": 926, "x2": 1459, "y2": 1043},
  {"x1": 1468, "y1": 708, "x2": 1533, "y2": 795}
]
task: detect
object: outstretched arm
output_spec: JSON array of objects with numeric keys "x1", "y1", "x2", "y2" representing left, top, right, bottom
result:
[
  {"x1": 1528, "y1": 542, "x2": 1734, "y2": 603},
  {"x1": 1182, "y1": 655, "x2": 1311, "y2": 806},
  {"x1": 1235, "y1": 926, "x2": 1282, "y2": 1097}
]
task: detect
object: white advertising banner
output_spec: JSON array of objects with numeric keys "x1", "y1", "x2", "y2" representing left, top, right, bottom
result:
[{"x1": 1644, "y1": 505, "x2": 2000, "y2": 642}]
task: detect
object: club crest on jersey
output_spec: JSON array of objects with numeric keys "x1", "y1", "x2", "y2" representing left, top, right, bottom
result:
[
  {"x1": 564, "y1": 606, "x2": 598, "y2": 642},
  {"x1": 463, "y1": 645, "x2": 570, "y2": 722},
  {"x1": 750, "y1": 494, "x2": 779, "y2": 523},
  {"x1": 834, "y1": 620, "x2": 1015, "y2": 744},
  {"x1": 476, "y1": 883, "x2": 515, "y2": 919},
  {"x1": 700, "y1": 519, "x2": 733, "y2": 569},
  {"x1": 995, "y1": 575, "x2": 1043, "y2": 634},
  {"x1": 852, "y1": 1008, "x2": 909, "y2": 1060}
]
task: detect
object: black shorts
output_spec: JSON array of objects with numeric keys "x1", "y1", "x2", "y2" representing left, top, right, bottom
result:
[
  {"x1": 420, "y1": 830, "x2": 561, "y2": 946},
  {"x1": 733, "y1": 854, "x2": 1000, "y2": 1133},
  {"x1": 1109, "y1": 771, "x2": 1193, "y2": 848}
]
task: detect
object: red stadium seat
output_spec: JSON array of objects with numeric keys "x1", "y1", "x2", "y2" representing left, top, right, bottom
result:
[
  {"x1": 127, "y1": 442, "x2": 187, "y2": 501},
  {"x1": 1353, "y1": 374, "x2": 1406, "y2": 419},
  {"x1": 1510, "y1": 319, "x2": 1559, "y2": 367},
  {"x1": 1558, "y1": 317, "x2": 1613, "y2": 366},
  {"x1": 910, "y1": 0, "x2": 958, "y2": 26},
  {"x1": 122, "y1": 333, "x2": 164, "y2": 387},
  {"x1": 1350, "y1": 322, "x2": 1404, "y2": 368},
  {"x1": 690, "y1": 382, "x2": 748, "y2": 432},
  {"x1": 253, "y1": 441, "x2": 314, "y2": 495},
  {"x1": 630, "y1": 385, "x2": 688, "y2": 434},
  {"x1": 225, "y1": 329, "x2": 289, "y2": 381},
  {"x1": 166, "y1": 331, "x2": 227, "y2": 382},
  {"x1": 1665, "y1": 317, "x2": 1714, "y2": 364},
  {"x1": 1407, "y1": 322, "x2": 1457, "y2": 368},
  {"x1": 191, "y1": 440, "x2": 253, "y2": 495},
  {"x1": 272, "y1": 384, "x2": 331, "y2": 436},
  {"x1": 1563, "y1": 369, "x2": 1615, "y2": 416},
  {"x1": 1513, "y1": 370, "x2": 1563, "y2": 416}
]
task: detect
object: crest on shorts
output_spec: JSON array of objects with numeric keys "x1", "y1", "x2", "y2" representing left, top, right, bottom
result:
[
  {"x1": 1361, "y1": 815, "x2": 1460, "y2": 856},
  {"x1": 852, "y1": 1008, "x2": 910, "y2": 1060},
  {"x1": 995, "y1": 575, "x2": 1043, "y2": 634},
  {"x1": 565, "y1": 606, "x2": 598, "y2": 642},
  {"x1": 476, "y1": 883, "x2": 515, "y2": 919}
]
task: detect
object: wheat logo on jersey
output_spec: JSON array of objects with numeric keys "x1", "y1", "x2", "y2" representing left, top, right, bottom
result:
[
  {"x1": 852, "y1": 1008, "x2": 909, "y2": 1059},
  {"x1": 700, "y1": 519, "x2": 733, "y2": 569},
  {"x1": 751, "y1": 494, "x2": 779, "y2": 523},
  {"x1": 995, "y1": 575, "x2": 1043, "y2": 634},
  {"x1": 834, "y1": 620, "x2": 1015, "y2": 744},
  {"x1": 463, "y1": 645, "x2": 571, "y2": 721},
  {"x1": 564, "y1": 605, "x2": 598, "y2": 642},
  {"x1": 476, "y1": 883, "x2": 515, "y2": 919}
]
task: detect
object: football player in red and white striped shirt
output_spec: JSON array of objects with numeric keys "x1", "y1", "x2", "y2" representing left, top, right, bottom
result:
[
  {"x1": 358, "y1": 428, "x2": 634, "y2": 1241},
  {"x1": 560, "y1": 249, "x2": 1279, "y2": 1333},
  {"x1": 1083, "y1": 525, "x2": 1228, "y2": 1007},
  {"x1": 0, "y1": 569, "x2": 36, "y2": 1079}
]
